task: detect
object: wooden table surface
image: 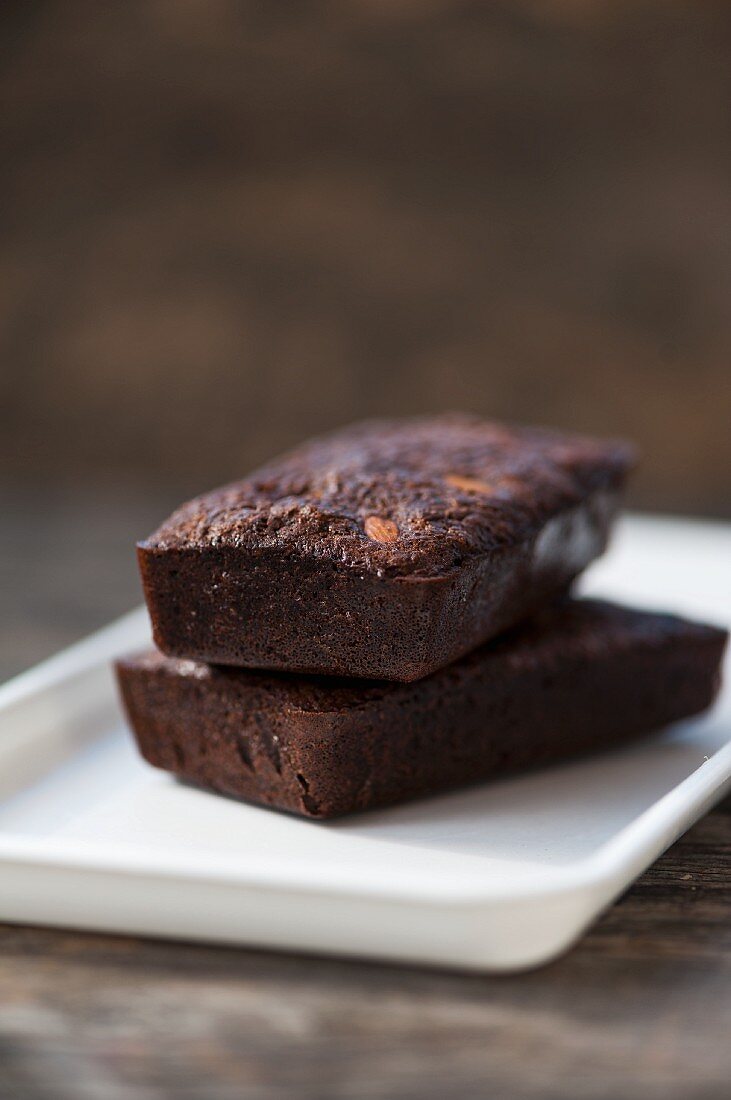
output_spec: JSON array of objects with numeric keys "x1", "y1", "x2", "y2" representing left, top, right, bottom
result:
[{"x1": 1, "y1": 486, "x2": 730, "y2": 1100}]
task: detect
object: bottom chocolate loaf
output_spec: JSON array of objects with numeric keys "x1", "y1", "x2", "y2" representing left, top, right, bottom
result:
[{"x1": 116, "y1": 599, "x2": 727, "y2": 820}]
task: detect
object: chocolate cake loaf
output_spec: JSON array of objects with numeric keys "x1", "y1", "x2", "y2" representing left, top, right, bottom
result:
[
  {"x1": 138, "y1": 416, "x2": 635, "y2": 680},
  {"x1": 116, "y1": 599, "x2": 726, "y2": 820}
]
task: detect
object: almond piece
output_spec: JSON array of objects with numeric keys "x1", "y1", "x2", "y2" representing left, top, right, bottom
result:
[
  {"x1": 364, "y1": 515, "x2": 399, "y2": 543},
  {"x1": 445, "y1": 473, "x2": 523, "y2": 496},
  {"x1": 444, "y1": 474, "x2": 496, "y2": 494}
]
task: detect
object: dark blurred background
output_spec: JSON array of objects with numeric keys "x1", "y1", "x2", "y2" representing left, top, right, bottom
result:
[{"x1": 1, "y1": 0, "x2": 730, "y2": 676}]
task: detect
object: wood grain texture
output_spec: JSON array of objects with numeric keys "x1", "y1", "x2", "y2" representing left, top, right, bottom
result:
[
  {"x1": 1, "y1": 487, "x2": 730, "y2": 1099},
  {"x1": 0, "y1": 800, "x2": 729, "y2": 1100}
]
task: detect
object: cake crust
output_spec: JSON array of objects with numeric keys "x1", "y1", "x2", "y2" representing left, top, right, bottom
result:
[
  {"x1": 116, "y1": 599, "x2": 727, "y2": 819},
  {"x1": 138, "y1": 416, "x2": 635, "y2": 680}
]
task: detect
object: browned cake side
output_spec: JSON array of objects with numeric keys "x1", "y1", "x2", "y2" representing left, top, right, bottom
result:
[
  {"x1": 116, "y1": 600, "x2": 727, "y2": 819},
  {"x1": 137, "y1": 415, "x2": 635, "y2": 680}
]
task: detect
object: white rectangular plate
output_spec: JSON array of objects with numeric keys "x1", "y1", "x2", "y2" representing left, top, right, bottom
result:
[{"x1": 0, "y1": 515, "x2": 729, "y2": 972}]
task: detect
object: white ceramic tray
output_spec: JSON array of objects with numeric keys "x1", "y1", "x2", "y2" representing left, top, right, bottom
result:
[{"x1": 0, "y1": 515, "x2": 729, "y2": 972}]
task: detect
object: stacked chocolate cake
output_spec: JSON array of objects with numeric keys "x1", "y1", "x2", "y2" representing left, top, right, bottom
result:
[{"x1": 116, "y1": 416, "x2": 727, "y2": 818}]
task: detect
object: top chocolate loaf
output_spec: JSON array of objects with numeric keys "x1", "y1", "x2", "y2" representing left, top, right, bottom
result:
[{"x1": 138, "y1": 415, "x2": 635, "y2": 680}]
